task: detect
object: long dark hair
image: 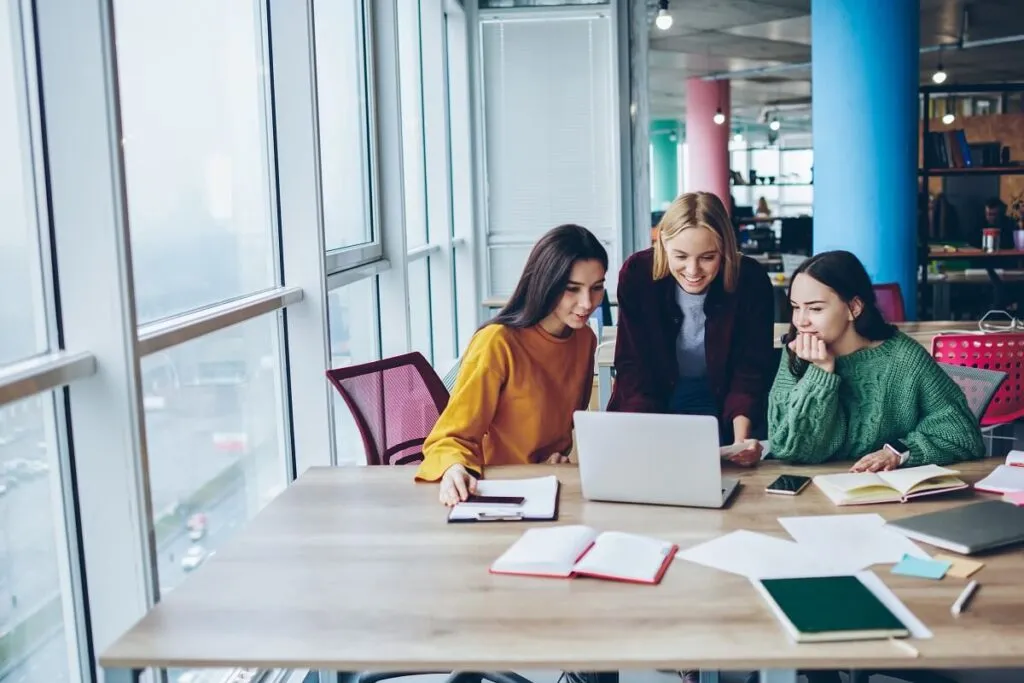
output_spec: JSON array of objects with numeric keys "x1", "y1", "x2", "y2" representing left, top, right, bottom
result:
[
  {"x1": 490, "y1": 224, "x2": 608, "y2": 329},
  {"x1": 783, "y1": 250, "x2": 896, "y2": 377}
]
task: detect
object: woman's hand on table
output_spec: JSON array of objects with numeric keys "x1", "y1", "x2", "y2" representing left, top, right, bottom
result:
[
  {"x1": 849, "y1": 449, "x2": 900, "y2": 473},
  {"x1": 439, "y1": 464, "x2": 477, "y2": 506}
]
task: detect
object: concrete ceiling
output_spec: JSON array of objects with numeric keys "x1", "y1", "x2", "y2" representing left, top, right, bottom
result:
[{"x1": 648, "y1": 0, "x2": 1024, "y2": 132}]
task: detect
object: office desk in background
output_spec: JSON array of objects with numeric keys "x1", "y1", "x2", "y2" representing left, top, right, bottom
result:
[
  {"x1": 101, "y1": 461, "x2": 1024, "y2": 683},
  {"x1": 594, "y1": 321, "x2": 982, "y2": 410}
]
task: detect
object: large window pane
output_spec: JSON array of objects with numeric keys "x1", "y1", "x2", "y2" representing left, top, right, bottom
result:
[
  {"x1": 327, "y1": 279, "x2": 380, "y2": 465},
  {"x1": 398, "y1": 0, "x2": 428, "y2": 249},
  {"x1": 144, "y1": 314, "x2": 288, "y2": 595},
  {"x1": 0, "y1": 0, "x2": 48, "y2": 365},
  {"x1": 314, "y1": 0, "x2": 374, "y2": 251},
  {"x1": 113, "y1": 2, "x2": 277, "y2": 323},
  {"x1": 408, "y1": 258, "x2": 433, "y2": 363},
  {"x1": 0, "y1": 393, "x2": 77, "y2": 683}
]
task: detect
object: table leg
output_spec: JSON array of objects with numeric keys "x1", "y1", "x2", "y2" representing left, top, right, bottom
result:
[
  {"x1": 102, "y1": 667, "x2": 140, "y2": 683},
  {"x1": 759, "y1": 670, "x2": 797, "y2": 683},
  {"x1": 598, "y1": 365, "x2": 612, "y2": 411}
]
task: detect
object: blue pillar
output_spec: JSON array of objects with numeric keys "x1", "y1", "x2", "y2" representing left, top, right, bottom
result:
[{"x1": 812, "y1": 0, "x2": 920, "y2": 318}]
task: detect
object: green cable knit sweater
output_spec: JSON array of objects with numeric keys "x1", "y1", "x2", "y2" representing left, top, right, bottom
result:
[{"x1": 768, "y1": 331, "x2": 985, "y2": 466}]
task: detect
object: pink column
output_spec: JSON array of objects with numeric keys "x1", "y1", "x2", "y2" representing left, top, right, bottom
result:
[{"x1": 684, "y1": 78, "x2": 731, "y2": 212}]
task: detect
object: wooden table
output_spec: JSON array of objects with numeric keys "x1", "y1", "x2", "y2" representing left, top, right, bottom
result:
[
  {"x1": 594, "y1": 321, "x2": 983, "y2": 409},
  {"x1": 100, "y1": 461, "x2": 1024, "y2": 682}
]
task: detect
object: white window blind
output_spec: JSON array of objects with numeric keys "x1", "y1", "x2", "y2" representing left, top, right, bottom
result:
[{"x1": 480, "y1": 13, "x2": 618, "y2": 296}]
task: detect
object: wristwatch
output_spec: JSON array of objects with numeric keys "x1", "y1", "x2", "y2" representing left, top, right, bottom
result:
[{"x1": 884, "y1": 439, "x2": 911, "y2": 466}]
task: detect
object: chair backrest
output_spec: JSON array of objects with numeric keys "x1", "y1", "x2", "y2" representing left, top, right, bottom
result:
[
  {"x1": 326, "y1": 352, "x2": 449, "y2": 466},
  {"x1": 873, "y1": 283, "x2": 906, "y2": 322},
  {"x1": 936, "y1": 363, "x2": 1008, "y2": 422},
  {"x1": 932, "y1": 333, "x2": 1024, "y2": 426}
]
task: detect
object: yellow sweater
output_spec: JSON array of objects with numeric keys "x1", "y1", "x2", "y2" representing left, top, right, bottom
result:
[{"x1": 415, "y1": 323, "x2": 597, "y2": 481}]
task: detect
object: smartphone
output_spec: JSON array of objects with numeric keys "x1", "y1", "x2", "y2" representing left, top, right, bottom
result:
[
  {"x1": 765, "y1": 474, "x2": 812, "y2": 496},
  {"x1": 462, "y1": 495, "x2": 525, "y2": 506}
]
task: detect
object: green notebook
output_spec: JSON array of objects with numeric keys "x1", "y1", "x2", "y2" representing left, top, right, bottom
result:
[{"x1": 755, "y1": 575, "x2": 910, "y2": 643}]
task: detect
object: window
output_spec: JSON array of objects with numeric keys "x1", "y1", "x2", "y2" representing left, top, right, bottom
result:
[
  {"x1": 144, "y1": 315, "x2": 289, "y2": 593},
  {"x1": 408, "y1": 258, "x2": 434, "y2": 362},
  {"x1": 313, "y1": 0, "x2": 375, "y2": 253},
  {"x1": 112, "y1": 1, "x2": 278, "y2": 323},
  {"x1": 0, "y1": 0, "x2": 48, "y2": 366},
  {"x1": 327, "y1": 279, "x2": 381, "y2": 465},
  {"x1": 0, "y1": 393, "x2": 78, "y2": 683},
  {"x1": 398, "y1": 1, "x2": 428, "y2": 251}
]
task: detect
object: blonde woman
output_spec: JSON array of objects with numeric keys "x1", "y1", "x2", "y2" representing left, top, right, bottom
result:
[{"x1": 608, "y1": 192, "x2": 775, "y2": 465}]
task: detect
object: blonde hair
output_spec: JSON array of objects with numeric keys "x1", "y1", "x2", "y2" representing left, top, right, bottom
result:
[{"x1": 652, "y1": 191, "x2": 741, "y2": 292}]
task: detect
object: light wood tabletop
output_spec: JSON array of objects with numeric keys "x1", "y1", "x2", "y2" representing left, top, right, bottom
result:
[{"x1": 101, "y1": 460, "x2": 1024, "y2": 676}]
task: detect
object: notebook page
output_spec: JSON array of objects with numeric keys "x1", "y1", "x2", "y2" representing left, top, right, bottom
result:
[
  {"x1": 879, "y1": 465, "x2": 960, "y2": 496},
  {"x1": 491, "y1": 525, "x2": 597, "y2": 577},
  {"x1": 572, "y1": 531, "x2": 674, "y2": 583},
  {"x1": 816, "y1": 472, "x2": 889, "y2": 493},
  {"x1": 449, "y1": 475, "x2": 558, "y2": 520},
  {"x1": 975, "y1": 465, "x2": 1024, "y2": 494}
]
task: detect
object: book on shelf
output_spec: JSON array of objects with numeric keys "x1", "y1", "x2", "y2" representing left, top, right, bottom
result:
[
  {"x1": 753, "y1": 574, "x2": 911, "y2": 643},
  {"x1": 813, "y1": 464, "x2": 966, "y2": 506},
  {"x1": 490, "y1": 525, "x2": 677, "y2": 584}
]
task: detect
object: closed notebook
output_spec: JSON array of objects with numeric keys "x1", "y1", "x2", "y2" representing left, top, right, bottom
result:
[
  {"x1": 813, "y1": 465, "x2": 966, "y2": 506},
  {"x1": 448, "y1": 475, "x2": 559, "y2": 522},
  {"x1": 886, "y1": 500, "x2": 1024, "y2": 555},
  {"x1": 754, "y1": 575, "x2": 910, "y2": 643},
  {"x1": 490, "y1": 525, "x2": 677, "y2": 584}
]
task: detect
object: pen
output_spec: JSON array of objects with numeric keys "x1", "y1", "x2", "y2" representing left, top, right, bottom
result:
[
  {"x1": 951, "y1": 580, "x2": 979, "y2": 616},
  {"x1": 889, "y1": 638, "x2": 919, "y2": 658}
]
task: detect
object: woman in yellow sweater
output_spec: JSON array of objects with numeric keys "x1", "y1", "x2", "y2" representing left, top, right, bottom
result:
[{"x1": 415, "y1": 224, "x2": 607, "y2": 505}]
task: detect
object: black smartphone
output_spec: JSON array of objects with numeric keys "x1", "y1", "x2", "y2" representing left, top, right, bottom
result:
[
  {"x1": 462, "y1": 495, "x2": 525, "y2": 506},
  {"x1": 765, "y1": 474, "x2": 812, "y2": 496}
]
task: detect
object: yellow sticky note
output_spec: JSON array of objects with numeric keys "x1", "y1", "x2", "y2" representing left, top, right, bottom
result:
[{"x1": 933, "y1": 553, "x2": 984, "y2": 579}]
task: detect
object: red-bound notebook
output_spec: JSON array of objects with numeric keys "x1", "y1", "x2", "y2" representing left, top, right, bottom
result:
[{"x1": 489, "y1": 525, "x2": 677, "y2": 585}]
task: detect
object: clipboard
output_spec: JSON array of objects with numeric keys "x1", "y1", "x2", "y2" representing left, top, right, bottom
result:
[{"x1": 447, "y1": 476, "x2": 561, "y2": 523}]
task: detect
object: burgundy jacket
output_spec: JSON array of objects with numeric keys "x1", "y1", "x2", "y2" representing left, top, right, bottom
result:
[{"x1": 607, "y1": 248, "x2": 776, "y2": 428}]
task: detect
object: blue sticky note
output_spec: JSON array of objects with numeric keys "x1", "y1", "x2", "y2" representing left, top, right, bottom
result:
[{"x1": 891, "y1": 553, "x2": 952, "y2": 580}]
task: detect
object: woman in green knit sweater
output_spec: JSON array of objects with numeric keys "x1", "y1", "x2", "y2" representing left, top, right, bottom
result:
[{"x1": 769, "y1": 250, "x2": 984, "y2": 471}]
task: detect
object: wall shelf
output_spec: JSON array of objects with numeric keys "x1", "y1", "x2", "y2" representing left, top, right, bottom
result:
[{"x1": 918, "y1": 166, "x2": 1024, "y2": 176}]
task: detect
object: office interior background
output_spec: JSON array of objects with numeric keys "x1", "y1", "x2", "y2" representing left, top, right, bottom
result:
[{"x1": 2, "y1": 1, "x2": 1024, "y2": 683}]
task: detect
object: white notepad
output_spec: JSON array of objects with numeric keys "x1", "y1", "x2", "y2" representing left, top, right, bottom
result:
[
  {"x1": 448, "y1": 475, "x2": 559, "y2": 522},
  {"x1": 975, "y1": 464, "x2": 1024, "y2": 494}
]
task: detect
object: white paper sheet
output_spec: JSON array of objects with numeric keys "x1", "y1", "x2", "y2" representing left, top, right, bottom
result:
[
  {"x1": 448, "y1": 475, "x2": 559, "y2": 521},
  {"x1": 856, "y1": 570, "x2": 933, "y2": 639},
  {"x1": 778, "y1": 513, "x2": 929, "y2": 567},
  {"x1": 676, "y1": 529, "x2": 861, "y2": 579}
]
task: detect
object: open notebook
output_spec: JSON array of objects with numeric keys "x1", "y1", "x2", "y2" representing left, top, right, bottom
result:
[
  {"x1": 813, "y1": 465, "x2": 966, "y2": 506},
  {"x1": 490, "y1": 525, "x2": 677, "y2": 584}
]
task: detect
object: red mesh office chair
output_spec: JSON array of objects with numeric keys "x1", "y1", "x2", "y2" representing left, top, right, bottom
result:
[
  {"x1": 326, "y1": 352, "x2": 450, "y2": 466},
  {"x1": 873, "y1": 283, "x2": 906, "y2": 322},
  {"x1": 932, "y1": 333, "x2": 1024, "y2": 426}
]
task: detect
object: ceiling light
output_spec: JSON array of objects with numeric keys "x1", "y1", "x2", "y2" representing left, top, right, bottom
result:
[
  {"x1": 932, "y1": 68, "x2": 947, "y2": 84},
  {"x1": 769, "y1": 118, "x2": 781, "y2": 131},
  {"x1": 655, "y1": 8, "x2": 673, "y2": 30},
  {"x1": 713, "y1": 108, "x2": 725, "y2": 125},
  {"x1": 942, "y1": 112, "x2": 955, "y2": 124}
]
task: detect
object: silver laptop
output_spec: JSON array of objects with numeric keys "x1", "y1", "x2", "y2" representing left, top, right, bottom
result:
[{"x1": 573, "y1": 411, "x2": 739, "y2": 508}]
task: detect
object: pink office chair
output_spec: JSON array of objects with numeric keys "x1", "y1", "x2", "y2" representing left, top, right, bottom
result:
[
  {"x1": 326, "y1": 352, "x2": 449, "y2": 466},
  {"x1": 873, "y1": 283, "x2": 906, "y2": 322},
  {"x1": 932, "y1": 333, "x2": 1024, "y2": 426}
]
